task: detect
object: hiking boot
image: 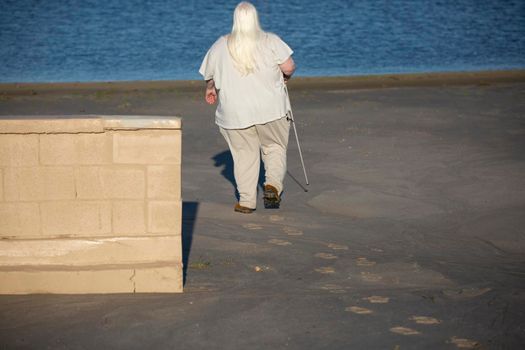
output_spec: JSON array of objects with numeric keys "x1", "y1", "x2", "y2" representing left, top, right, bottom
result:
[
  {"x1": 263, "y1": 184, "x2": 281, "y2": 209},
  {"x1": 234, "y1": 203, "x2": 255, "y2": 214}
]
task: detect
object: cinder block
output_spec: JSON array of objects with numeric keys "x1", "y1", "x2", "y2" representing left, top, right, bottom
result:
[
  {"x1": 4, "y1": 167, "x2": 75, "y2": 201},
  {"x1": 41, "y1": 201, "x2": 111, "y2": 237},
  {"x1": 112, "y1": 201, "x2": 146, "y2": 234},
  {"x1": 0, "y1": 135, "x2": 39, "y2": 167},
  {"x1": 147, "y1": 165, "x2": 181, "y2": 199},
  {"x1": 74, "y1": 167, "x2": 101, "y2": 198},
  {"x1": 40, "y1": 133, "x2": 111, "y2": 165},
  {"x1": 75, "y1": 166, "x2": 145, "y2": 199},
  {"x1": 0, "y1": 264, "x2": 183, "y2": 294},
  {"x1": 134, "y1": 266, "x2": 183, "y2": 293},
  {"x1": 113, "y1": 130, "x2": 181, "y2": 164},
  {"x1": 148, "y1": 201, "x2": 182, "y2": 234},
  {"x1": 0, "y1": 203, "x2": 40, "y2": 238},
  {"x1": 0, "y1": 236, "x2": 182, "y2": 267},
  {"x1": 0, "y1": 169, "x2": 3, "y2": 200}
]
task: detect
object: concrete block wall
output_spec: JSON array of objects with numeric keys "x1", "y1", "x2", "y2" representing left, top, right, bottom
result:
[{"x1": 0, "y1": 116, "x2": 182, "y2": 293}]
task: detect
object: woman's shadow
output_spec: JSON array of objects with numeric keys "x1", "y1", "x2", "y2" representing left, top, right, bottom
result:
[{"x1": 212, "y1": 150, "x2": 265, "y2": 199}]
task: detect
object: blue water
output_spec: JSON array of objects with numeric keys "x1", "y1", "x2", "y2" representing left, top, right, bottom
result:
[{"x1": 1, "y1": 0, "x2": 524, "y2": 83}]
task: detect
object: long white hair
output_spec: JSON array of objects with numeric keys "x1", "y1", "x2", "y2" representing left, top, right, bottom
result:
[{"x1": 227, "y1": 2, "x2": 264, "y2": 75}]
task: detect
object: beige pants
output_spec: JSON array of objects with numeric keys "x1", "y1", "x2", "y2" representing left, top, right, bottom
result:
[{"x1": 220, "y1": 116, "x2": 290, "y2": 209}]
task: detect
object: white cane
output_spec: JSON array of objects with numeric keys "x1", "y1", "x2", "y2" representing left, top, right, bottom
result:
[{"x1": 285, "y1": 85, "x2": 309, "y2": 188}]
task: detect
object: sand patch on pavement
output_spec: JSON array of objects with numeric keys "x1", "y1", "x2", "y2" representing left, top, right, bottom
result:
[
  {"x1": 309, "y1": 186, "x2": 442, "y2": 219},
  {"x1": 443, "y1": 287, "x2": 491, "y2": 299},
  {"x1": 357, "y1": 262, "x2": 453, "y2": 288}
]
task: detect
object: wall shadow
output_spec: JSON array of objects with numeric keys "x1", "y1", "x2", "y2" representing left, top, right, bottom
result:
[{"x1": 182, "y1": 201, "x2": 199, "y2": 286}]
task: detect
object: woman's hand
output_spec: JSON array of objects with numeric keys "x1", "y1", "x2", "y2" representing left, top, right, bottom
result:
[
  {"x1": 205, "y1": 87, "x2": 217, "y2": 104},
  {"x1": 205, "y1": 79, "x2": 217, "y2": 104}
]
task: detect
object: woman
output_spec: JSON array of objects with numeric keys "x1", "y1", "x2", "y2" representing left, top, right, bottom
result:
[{"x1": 199, "y1": 1, "x2": 296, "y2": 214}]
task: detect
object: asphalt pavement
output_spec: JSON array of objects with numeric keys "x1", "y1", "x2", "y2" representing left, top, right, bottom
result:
[{"x1": 1, "y1": 79, "x2": 524, "y2": 349}]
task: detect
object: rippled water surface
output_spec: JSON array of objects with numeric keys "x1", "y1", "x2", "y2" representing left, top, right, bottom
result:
[{"x1": 1, "y1": 0, "x2": 524, "y2": 82}]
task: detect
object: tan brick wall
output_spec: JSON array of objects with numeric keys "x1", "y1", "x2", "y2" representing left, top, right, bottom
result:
[
  {"x1": 0, "y1": 202, "x2": 41, "y2": 238},
  {"x1": 113, "y1": 130, "x2": 181, "y2": 164},
  {"x1": 147, "y1": 165, "x2": 181, "y2": 199},
  {"x1": 4, "y1": 167, "x2": 76, "y2": 201},
  {"x1": 75, "y1": 166, "x2": 145, "y2": 199},
  {"x1": 0, "y1": 265, "x2": 182, "y2": 294},
  {"x1": 40, "y1": 133, "x2": 112, "y2": 165},
  {"x1": 112, "y1": 201, "x2": 146, "y2": 234},
  {"x1": 148, "y1": 201, "x2": 183, "y2": 234},
  {"x1": 41, "y1": 200, "x2": 113, "y2": 236},
  {"x1": 0, "y1": 116, "x2": 182, "y2": 293},
  {"x1": 0, "y1": 135, "x2": 39, "y2": 167},
  {"x1": 0, "y1": 169, "x2": 3, "y2": 200},
  {"x1": 0, "y1": 236, "x2": 182, "y2": 266}
]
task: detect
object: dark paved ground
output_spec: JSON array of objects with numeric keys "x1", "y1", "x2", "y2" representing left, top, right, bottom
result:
[{"x1": 1, "y1": 80, "x2": 525, "y2": 349}]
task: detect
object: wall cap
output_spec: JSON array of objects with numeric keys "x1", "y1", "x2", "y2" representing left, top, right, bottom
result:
[{"x1": 0, "y1": 115, "x2": 182, "y2": 134}]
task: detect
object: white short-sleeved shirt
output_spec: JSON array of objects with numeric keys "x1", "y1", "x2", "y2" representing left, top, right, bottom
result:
[{"x1": 199, "y1": 33, "x2": 293, "y2": 129}]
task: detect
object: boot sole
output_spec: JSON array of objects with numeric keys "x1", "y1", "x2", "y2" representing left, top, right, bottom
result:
[
  {"x1": 234, "y1": 204, "x2": 255, "y2": 214},
  {"x1": 235, "y1": 207, "x2": 254, "y2": 214},
  {"x1": 263, "y1": 191, "x2": 281, "y2": 209}
]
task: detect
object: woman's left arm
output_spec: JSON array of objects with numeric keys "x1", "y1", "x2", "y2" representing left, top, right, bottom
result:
[
  {"x1": 205, "y1": 79, "x2": 217, "y2": 104},
  {"x1": 279, "y1": 57, "x2": 296, "y2": 83}
]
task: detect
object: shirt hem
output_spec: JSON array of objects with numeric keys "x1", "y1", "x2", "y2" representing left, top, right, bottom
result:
[{"x1": 216, "y1": 114, "x2": 288, "y2": 130}]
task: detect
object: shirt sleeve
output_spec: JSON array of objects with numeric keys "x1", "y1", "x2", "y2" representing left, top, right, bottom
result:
[
  {"x1": 269, "y1": 33, "x2": 294, "y2": 65},
  {"x1": 199, "y1": 48, "x2": 214, "y2": 80}
]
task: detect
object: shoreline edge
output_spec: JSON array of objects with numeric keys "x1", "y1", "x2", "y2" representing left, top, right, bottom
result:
[{"x1": 1, "y1": 70, "x2": 524, "y2": 95}]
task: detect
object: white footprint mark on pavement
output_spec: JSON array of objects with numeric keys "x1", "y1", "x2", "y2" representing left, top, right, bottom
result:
[
  {"x1": 268, "y1": 239, "x2": 291, "y2": 246},
  {"x1": 283, "y1": 226, "x2": 303, "y2": 236},
  {"x1": 243, "y1": 223, "x2": 263, "y2": 230},
  {"x1": 450, "y1": 337, "x2": 481, "y2": 349},
  {"x1": 363, "y1": 296, "x2": 390, "y2": 303},
  {"x1": 410, "y1": 316, "x2": 441, "y2": 325},
  {"x1": 315, "y1": 267, "x2": 336, "y2": 274},
  {"x1": 346, "y1": 306, "x2": 373, "y2": 314},
  {"x1": 328, "y1": 243, "x2": 348, "y2": 250},
  {"x1": 361, "y1": 272, "x2": 382, "y2": 282},
  {"x1": 315, "y1": 253, "x2": 338, "y2": 260},
  {"x1": 356, "y1": 257, "x2": 376, "y2": 267},
  {"x1": 269, "y1": 215, "x2": 284, "y2": 222},
  {"x1": 320, "y1": 285, "x2": 346, "y2": 294},
  {"x1": 390, "y1": 327, "x2": 420, "y2": 335}
]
